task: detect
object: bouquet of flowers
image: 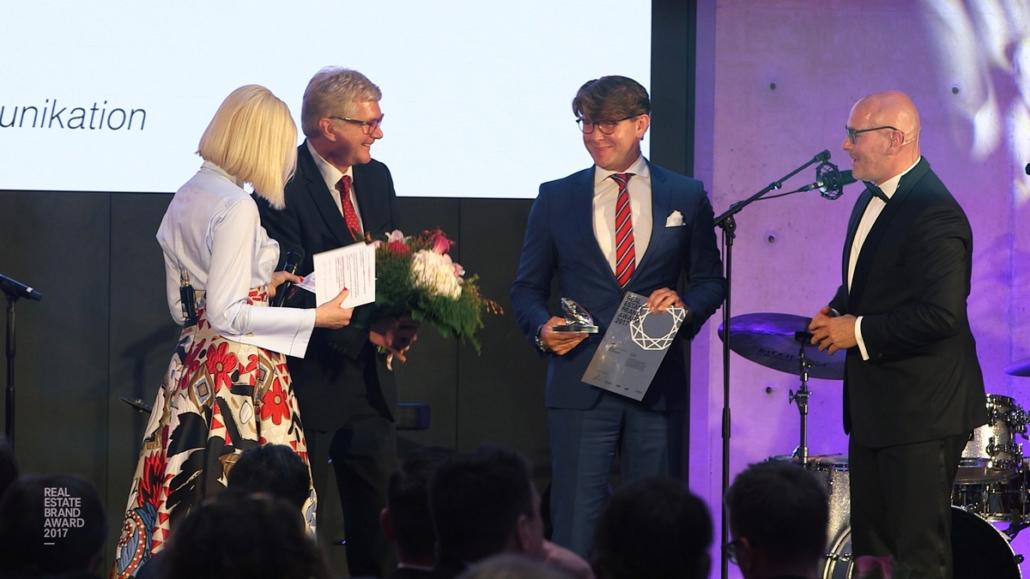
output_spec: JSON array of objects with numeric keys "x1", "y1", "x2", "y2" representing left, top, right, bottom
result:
[{"x1": 372, "y1": 229, "x2": 502, "y2": 353}]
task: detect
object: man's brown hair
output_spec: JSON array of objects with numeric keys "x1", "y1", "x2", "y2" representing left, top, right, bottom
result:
[{"x1": 572, "y1": 75, "x2": 650, "y2": 121}]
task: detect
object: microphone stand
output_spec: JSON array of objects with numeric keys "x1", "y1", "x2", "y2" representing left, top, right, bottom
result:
[
  {"x1": 4, "y1": 292, "x2": 18, "y2": 449},
  {"x1": 712, "y1": 151, "x2": 828, "y2": 579},
  {"x1": 2, "y1": 273, "x2": 42, "y2": 451}
]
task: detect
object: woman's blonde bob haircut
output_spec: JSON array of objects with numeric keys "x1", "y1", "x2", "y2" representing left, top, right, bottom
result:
[{"x1": 198, "y1": 85, "x2": 298, "y2": 209}]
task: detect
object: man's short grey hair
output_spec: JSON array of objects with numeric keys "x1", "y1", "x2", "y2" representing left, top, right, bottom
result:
[{"x1": 301, "y1": 67, "x2": 382, "y2": 138}]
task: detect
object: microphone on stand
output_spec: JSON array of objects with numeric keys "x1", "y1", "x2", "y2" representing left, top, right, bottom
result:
[
  {"x1": 0, "y1": 273, "x2": 42, "y2": 301},
  {"x1": 796, "y1": 163, "x2": 856, "y2": 200}
]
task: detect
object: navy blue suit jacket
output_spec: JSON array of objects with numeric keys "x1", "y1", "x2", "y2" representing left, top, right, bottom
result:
[{"x1": 510, "y1": 162, "x2": 725, "y2": 411}]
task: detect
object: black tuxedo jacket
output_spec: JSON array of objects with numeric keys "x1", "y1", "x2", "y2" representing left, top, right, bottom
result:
[
  {"x1": 256, "y1": 142, "x2": 401, "y2": 430},
  {"x1": 829, "y1": 158, "x2": 986, "y2": 448}
]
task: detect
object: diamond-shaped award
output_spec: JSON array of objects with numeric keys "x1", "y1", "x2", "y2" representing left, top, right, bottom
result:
[{"x1": 552, "y1": 298, "x2": 599, "y2": 333}]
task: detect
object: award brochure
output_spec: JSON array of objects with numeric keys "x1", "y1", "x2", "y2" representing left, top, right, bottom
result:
[
  {"x1": 581, "y1": 292, "x2": 687, "y2": 401},
  {"x1": 312, "y1": 242, "x2": 376, "y2": 309}
]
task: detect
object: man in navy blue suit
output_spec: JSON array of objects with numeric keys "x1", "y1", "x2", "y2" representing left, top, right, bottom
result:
[{"x1": 510, "y1": 75, "x2": 726, "y2": 556}]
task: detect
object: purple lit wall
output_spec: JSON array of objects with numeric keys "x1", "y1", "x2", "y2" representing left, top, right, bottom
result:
[{"x1": 688, "y1": 1, "x2": 1030, "y2": 575}]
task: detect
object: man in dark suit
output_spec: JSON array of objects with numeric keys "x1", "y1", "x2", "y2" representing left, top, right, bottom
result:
[
  {"x1": 510, "y1": 75, "x2": 726, "y2": 557},
  {"x1": 809, "y1": 91, "x2": 987, "y2": 578},
  {"x1": 257, "y1": 67, "x2": 416, "y2": 577}
]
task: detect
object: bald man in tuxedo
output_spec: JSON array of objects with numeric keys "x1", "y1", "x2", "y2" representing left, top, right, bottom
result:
[{"x1": 809, "y1": 91, "x2": 986, "y2": 578}]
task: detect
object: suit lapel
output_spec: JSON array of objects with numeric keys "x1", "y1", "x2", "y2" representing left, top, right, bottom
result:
[
  {"x1": 353, "y1": 164, "x2": 380, "y2": 240},
  {"x1": 848, "y1": 159, "x2": 930, "y2": 305},
  {"x1": 842, "y1": 188, "x2": 874, "y2": 290},
  {"x1": 633, "y1": 162, "x2": 665, "y2": 280},
  {"x1": 298, "y1": 143, "x2": 353, "y2": 247}
]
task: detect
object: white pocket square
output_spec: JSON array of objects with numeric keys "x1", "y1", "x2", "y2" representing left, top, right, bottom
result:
[{"x1": 665, "y1": 210, "x2": 684, "y2": 227}]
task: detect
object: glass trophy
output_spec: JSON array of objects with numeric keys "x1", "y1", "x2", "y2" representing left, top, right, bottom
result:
[{"x1": 552, "y1": 298, "x2": 600, "y2": 333}]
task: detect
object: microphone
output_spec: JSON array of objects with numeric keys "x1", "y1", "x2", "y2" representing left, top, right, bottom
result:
[
  {"x1": 0, "y1": 273, "x2": 43, "y2": 301},
  {"x1": 1025, "y1": 162, "x2": 1029, "y2": 175},
  {"x1": 272, "y1": 250, "x2": 303, "y2": 307},
  {"x1": 797, "y1": 163, "x2": 856, "y2": 200}
]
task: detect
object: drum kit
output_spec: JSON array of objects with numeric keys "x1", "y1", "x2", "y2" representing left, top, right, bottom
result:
[{"x1": 723, "y1": 313, "x2": 1030, "y2": 579}]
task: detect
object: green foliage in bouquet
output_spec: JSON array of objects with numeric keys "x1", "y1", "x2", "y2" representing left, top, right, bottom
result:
[{"x1": 372, "y1": 229, "x2": 501, "y2": 353}]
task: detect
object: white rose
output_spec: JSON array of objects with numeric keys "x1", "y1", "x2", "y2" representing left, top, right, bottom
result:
[{"x1": 410, "y1": 249, "x2": 462, "y2": 299}]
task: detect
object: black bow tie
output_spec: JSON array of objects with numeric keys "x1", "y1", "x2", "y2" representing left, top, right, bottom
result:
[{"x1": 865, "y1": 183, "x2": 889, "y2": 203}]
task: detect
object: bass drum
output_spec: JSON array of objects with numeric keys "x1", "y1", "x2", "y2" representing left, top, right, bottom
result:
[{"x1": 821, "y1": 507, "x2": 1021, "y2": 579}]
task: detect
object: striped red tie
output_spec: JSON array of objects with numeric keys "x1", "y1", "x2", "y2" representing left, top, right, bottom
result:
[{"x1": 612, "y1": 173, "x2": 635, "y2": 287}]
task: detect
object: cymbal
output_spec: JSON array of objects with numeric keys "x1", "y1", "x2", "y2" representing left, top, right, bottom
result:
[
  {"x1": 719, "y1": 313, "x2": 845, "y2": 380},
  {"x1": 1005, "y1": 358, "x2": 1030, "y2": 377}
]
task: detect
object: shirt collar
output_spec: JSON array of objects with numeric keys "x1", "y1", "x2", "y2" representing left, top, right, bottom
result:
[
  {"x1": 306, "y1": 140, "x2": 353, "y2": 191},
  {"x1": 199, "y1": 160, "x2": 245, "y2": 188},
  {"x1": 593, "y1": 155, "x2": 651, "y2": 186},
  {"x1": 876, "y1": 156, "x2": 921, "y2": 199}
]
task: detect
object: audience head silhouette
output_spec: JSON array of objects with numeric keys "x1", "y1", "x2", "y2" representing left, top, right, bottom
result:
[{"x1": 592, "y1": 477, "x2": 712, "y2": 579}]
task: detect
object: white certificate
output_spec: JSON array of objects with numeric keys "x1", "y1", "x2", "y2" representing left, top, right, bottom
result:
[{"x1": 312, "y1": 242, "x2": 376, "y2": 309}]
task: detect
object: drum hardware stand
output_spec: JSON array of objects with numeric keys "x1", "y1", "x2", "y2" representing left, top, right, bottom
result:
[
  {"x1": 789, "y1": 333, "x2": 814, "y2": 466},
  {"x1": 1003, "y1": 518, "x2": 1028, "y2": 540}
]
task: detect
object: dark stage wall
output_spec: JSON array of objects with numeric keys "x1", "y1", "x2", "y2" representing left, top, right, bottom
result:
[
  {"x1": 0, "y1": 188, "x2": 698, "y2": 569},
  {"x1": 0, "y1": 191, "x2": 556, "y2": 566}
]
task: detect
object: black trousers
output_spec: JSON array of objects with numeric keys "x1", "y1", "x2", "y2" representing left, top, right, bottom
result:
[
  {"x1": 848, "y1": 432, "x2": 968, "y2": 579},
  {"x1": 306, "y1": 388, "x2": 397, "y2": 577}
]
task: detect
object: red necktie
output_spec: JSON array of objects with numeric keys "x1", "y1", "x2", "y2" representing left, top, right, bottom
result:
[
  {"x1": 336, "y1": 175, "x2": 362, "y2": 240},
  {"x1": 612, "y1": 173, "x2": 635, "y2": 287}
]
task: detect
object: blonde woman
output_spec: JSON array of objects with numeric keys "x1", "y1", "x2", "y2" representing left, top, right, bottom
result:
[{"x1": 112, "y1": 85, "x2": 351, "y2": 578}]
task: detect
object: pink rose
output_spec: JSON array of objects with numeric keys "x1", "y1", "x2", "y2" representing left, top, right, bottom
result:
[
  {"x1": 388, "y1": 239, "x2": 411, "y2": 256},
  {"x1": 432, "y1": 232, "x2": 454, "y2": 254}
]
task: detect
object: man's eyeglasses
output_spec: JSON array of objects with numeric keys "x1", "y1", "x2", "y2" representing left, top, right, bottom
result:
[
  {"x1": 845, "y1": 125, "x2": 898, "y2": 144},
  {"x1": 576, "y1": 115, "x2": 638, "y2": 135},
  {"x1": 330, "y1": 115, "x2": 384, "y2": 135}
]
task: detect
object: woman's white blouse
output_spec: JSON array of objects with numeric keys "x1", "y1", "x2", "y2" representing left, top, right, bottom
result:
[{"x1": 156, "y1": 162, "x2": 315, "y2": 357}]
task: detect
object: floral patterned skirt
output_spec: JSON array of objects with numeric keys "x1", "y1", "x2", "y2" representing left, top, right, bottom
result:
[{"x1": 111, "y1": 288, "x2": 316, "y2": 578}]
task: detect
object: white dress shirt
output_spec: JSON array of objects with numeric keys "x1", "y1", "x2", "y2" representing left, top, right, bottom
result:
[
  {"x1": 851, "y1": 157, "x2": 921, "y2": 360},
  {"x1": 307, "y1": 140, "x2": 364, "y2": 233},
  {"x1": 592, "y1": 155, "x2": 652, "y2": 273},
  {"x1": 156, "y1": 161, "x2": 315, "y2": 357}
]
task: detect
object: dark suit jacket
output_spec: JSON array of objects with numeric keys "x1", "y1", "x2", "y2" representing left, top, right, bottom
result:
[
  {"x1": 256, "y1": 142, "x2": 401, "y2": 430},
  {"x1": 510, "y1": 162, "x2": 726, "y2": 411},
  {"x1": 829, "y1": 157, "x2": 986, "y2": 448}
]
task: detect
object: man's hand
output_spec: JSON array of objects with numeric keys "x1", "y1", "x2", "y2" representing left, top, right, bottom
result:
[
  {"x1": 646, "y1": 287, "x2": 684, "y2": 312},
  {"x1": 808, "y1": 307, "x2": 857, "y2": 354},
  {"x1": 370, "y1": 315, "x2": 420, "y2": 364},
  {"x1": 540, "y1": 315, "x2": 588, "y2": 356}
]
